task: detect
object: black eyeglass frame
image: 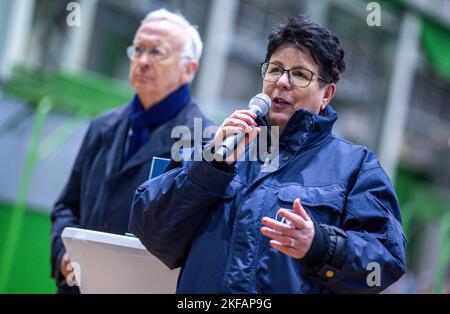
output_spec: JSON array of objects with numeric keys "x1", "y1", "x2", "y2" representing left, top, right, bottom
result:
[{"x1": 260, "y1": 62, "x2": 330, "y2": 88}]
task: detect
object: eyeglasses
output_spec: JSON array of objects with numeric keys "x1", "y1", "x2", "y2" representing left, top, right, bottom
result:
[
  {"x1": 127, "y1": 45, "x2": 192, "y2": 63},
  {"x1": 127, "y1": 45, "x2": 172, "y2": 62},
  {"x1": 260, "y1": 62, "x2": 329, "y2": 88}
]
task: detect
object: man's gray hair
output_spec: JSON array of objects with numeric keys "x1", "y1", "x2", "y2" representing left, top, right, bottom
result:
[{"x1": 142, "y1": 8, "x2": 203, "y2": 61}]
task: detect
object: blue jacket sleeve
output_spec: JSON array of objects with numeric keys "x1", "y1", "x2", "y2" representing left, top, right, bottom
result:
[
  {"x1": 129, "y1": 158, "x2": 235, "y2": 269},
  {"x1": 314, "y1": 165, "x2": 406, "y2": 293}
]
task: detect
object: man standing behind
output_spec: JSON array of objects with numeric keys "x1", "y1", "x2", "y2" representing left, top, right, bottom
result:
[{"x1": 50, "y1": 8, "x2": 213, "y2": 293}]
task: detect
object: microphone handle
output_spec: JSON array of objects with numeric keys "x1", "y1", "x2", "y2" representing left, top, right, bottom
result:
[
  {"x1": 214, "y1": 107, "x2": 260, "y2": 160},
  {"x1": 215, "y1": 131, "x2": 246, "y2": 160}
]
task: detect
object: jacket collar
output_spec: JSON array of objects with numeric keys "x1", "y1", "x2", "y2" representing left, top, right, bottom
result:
[
  {"x1": 98, "y1": 100, "x2": 208, "y2": 177},
  {"x1": 277, "y1": 104, "x2": 338, "y2": 153},
  {"x1": 119, "y1": 100, "x2": 204, "y2": 175},
  {"x1": 236, "y1": 105, "x2": 338, "y2": 187}
]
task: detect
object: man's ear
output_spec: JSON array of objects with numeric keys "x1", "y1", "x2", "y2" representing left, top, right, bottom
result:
[
  {"x1": 321, "y1": 83, "x2": 336, "y2": 111},
  {"x1": 181, "y1": 60, "x2": 199, "y2": 84}
]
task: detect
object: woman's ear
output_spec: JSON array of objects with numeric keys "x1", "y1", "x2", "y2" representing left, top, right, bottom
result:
[{"x1": 321, "y1": 83, "x2": 336, "y2": 111}]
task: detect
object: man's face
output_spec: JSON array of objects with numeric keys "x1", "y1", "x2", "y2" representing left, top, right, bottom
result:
[
  {"x1": 129, "y1": 20, "x2": 189, "y2": 106},
  {"x1": 263, "y1": 43, "x2": 334, "y2": 130}
]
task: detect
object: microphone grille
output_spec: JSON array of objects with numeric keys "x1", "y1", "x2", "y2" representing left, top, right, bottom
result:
[{"x1": 249, "y1": 93, "x2": 271, "y2": 116}]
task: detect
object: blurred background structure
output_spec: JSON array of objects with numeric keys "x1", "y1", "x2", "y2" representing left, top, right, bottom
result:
[{"x1": 0, "y1": 0, "x2": 449, "y2": 293}]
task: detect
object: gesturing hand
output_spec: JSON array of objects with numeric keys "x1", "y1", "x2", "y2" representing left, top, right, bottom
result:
[{"x1": 261, "y1": 198, "x2": 315, "y2": 259}]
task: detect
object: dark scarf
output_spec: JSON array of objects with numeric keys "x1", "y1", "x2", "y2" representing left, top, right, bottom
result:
[{"x1": 124, "y1": 84, "x2": 191, "y2": 162}]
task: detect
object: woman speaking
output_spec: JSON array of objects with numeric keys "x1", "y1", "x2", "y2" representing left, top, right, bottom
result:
[{"x1": 129, "y1": 15, "x2": 406, "y2": 294}]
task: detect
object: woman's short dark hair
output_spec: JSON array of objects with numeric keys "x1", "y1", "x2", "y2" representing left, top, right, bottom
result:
[{"x1": 265, "y1": 15, "x2": 346, "y2": 85}]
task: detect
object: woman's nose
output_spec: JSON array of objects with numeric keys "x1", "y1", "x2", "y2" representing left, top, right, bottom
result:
[{"x1": 276, "y1": 71, "x2": 291, "y2": 89}]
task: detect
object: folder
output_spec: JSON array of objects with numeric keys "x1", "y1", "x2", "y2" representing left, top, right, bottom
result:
[
  {"x1": 149, "y1": 157, "x2": 170, "y2": 179},
  {"x1": 61, "y1": 227, "x2": 179, "y2": 293}
]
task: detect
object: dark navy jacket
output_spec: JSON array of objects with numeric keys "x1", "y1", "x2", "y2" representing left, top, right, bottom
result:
[
  {"x1": 130, "y1": 105, "x2": 406, "y2": 293},
  {"x1": 50, "y1": 100, "x2": 214, "y2": 293}
]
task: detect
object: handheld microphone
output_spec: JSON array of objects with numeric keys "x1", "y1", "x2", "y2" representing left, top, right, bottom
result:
[{"x1": 215, "y1": 93, "x2": 271, "y2": 160}]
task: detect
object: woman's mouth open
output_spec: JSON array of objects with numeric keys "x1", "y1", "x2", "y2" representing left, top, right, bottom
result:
[{"x1": 272, "y1": 97, "x2": 292, "y2": 109}]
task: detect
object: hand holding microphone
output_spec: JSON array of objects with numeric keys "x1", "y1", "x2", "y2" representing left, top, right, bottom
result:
[{"x1": 214, "y1": 93, "x2": 271, "y2": 164}]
